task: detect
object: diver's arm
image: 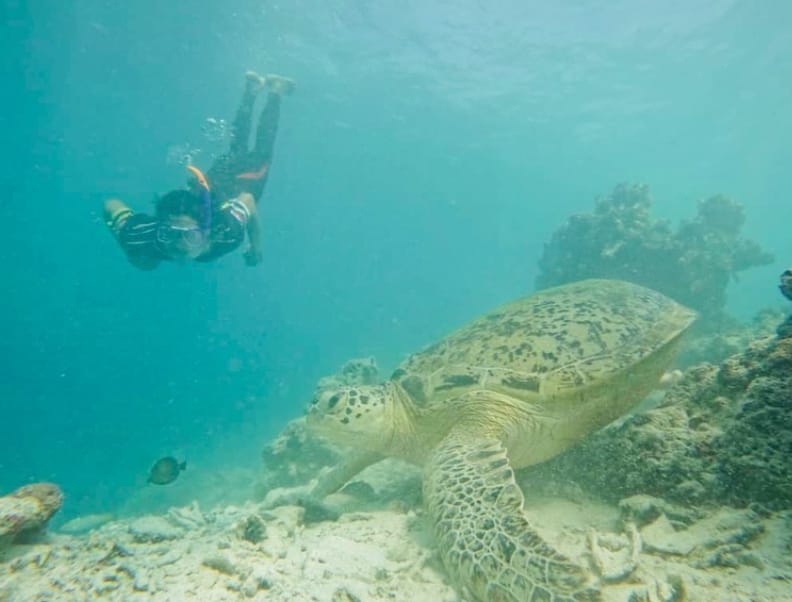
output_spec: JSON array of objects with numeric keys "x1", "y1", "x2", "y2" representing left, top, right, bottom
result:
[
  {"x1": 103, "y1": 199, "x2": 133, "y2": 238},
  {"x1": 103, "y1": 199, "x2": 162, "y2": 270},
  {"x1": 239, "y1": 193, "x2": 263, "y2": 266}
]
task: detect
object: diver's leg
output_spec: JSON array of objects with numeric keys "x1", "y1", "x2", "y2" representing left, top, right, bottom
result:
[
  {"x1": 252, "y1": 74, "x2": 294, "y2": 156},
  {"x1": 252, "y1": 93, "x2": 281, "y2": 159},
  {"x1": 229, "y1": 71, "x2": 266, "y2": 155},
  {"x1": 228, "y1": 75, "x2": 294, "y2": 203}
]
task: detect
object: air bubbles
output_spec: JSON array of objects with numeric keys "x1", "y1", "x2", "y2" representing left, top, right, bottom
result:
[
  {"x1": 165, "y1": 117, "x2": 230, "y2": 167},
  {"x1": 201, "y1": 117, "x2": 229, "y2": 145},
  {"x1": 166, "y1": 143, "x2": 202, "y2": 166}
]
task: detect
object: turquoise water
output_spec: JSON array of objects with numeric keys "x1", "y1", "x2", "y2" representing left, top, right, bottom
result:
[{"x1": 2, "y1": 1, "x2": 790, "y2": 519}]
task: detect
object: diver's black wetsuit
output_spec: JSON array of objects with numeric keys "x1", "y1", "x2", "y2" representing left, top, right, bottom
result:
[
  {"x1": 207, "y1": 89, "x2": 281, "y2": 203},
  {"x1": 112, "y1": 86, "x2": 282, "y2": 270}
]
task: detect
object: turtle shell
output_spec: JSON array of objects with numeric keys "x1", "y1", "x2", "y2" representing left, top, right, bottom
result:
[{"x1": 390, "y1": 279, "x2": 697, "y2": 407}]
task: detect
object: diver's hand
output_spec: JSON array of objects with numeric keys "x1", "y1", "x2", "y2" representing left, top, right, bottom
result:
[{"x1": 243, "y1": 246, "x2": 262, "y2": 267}]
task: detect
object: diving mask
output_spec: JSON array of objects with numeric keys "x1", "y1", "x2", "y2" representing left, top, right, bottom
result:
[{"x1": 156, "y1": 222, "x2": 210, "y2": 259}]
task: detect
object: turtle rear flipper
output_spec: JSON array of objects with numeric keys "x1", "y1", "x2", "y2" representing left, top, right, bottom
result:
[{"x1": 424, "y1": 428, "x2": 600, "y2": 602}]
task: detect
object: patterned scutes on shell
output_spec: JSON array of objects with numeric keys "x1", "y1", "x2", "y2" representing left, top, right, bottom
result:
[{"x1": 393, "y1": 279, "x2": 696, "y2": 405}]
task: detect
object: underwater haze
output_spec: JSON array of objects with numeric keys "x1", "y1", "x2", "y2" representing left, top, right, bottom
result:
[{"x1": 2, "y1": 0, "x2": 791, "y2": 520}]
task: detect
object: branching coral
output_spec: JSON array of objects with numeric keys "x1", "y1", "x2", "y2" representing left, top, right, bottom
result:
[{"x1": 536, "y1": 184, "x2": 774, "y2": 331}]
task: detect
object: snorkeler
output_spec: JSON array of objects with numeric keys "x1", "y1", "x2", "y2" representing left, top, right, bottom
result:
[{"x1": 103, "y1": 71, "x2": 295, "y2": 270}]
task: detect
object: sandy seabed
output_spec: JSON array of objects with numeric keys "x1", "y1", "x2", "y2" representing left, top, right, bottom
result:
[{"x1": 2, "y1": 482, "x2": 791, "y2": 602}]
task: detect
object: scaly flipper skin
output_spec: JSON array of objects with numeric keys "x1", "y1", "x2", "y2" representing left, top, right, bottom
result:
[{"x1": 424, "y1": 430, "x2": 600, "y2": 602}]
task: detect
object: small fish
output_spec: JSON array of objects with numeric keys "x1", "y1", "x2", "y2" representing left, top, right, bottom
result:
[{"x1": 147, "y1": 456, "x2": 186, "y2": 485}]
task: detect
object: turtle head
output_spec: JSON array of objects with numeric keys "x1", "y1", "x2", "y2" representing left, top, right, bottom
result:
[{"x1": 306, "y1": 384, "x2": 405, "y2": 453}]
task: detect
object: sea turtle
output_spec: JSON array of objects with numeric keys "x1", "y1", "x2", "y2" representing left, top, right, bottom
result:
[{"x1": 305, "y1": 279, "x2": 697, "y2": 602}]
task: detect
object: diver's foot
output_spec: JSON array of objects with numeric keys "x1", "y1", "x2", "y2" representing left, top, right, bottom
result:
[
  {"x1": 245, "y1": 70, "x2": 268, "y2": 94},
  {"x1": 266, "y1": 74, "x2": 296, "y2": 96}
]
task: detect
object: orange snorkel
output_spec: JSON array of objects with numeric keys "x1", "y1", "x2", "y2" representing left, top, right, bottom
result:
[
  {"x1": 186, "y1": 165, "x2": 210, "y2": 191},
  {"x1": 186, "y1": 165, "x2": 212, "y2": 232}
]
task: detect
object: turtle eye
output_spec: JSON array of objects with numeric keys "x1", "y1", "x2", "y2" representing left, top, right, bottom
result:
[{"x1": 327, "y1": 394, "x2": 341, "y2": 409}]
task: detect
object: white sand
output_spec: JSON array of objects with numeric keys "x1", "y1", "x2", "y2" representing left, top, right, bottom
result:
[{"x1": 2, "y1": 490, "x2": 791, "y2": 602}]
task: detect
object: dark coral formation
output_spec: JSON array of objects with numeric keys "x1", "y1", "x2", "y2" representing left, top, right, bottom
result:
[
  {"x1": 536, "y1": 184, "x2": 774, "y2": 331},
  {"x1": 676, "y1": 307, "x2": 785, "y2": 367},
  {"x1": 0, "y1": 482, "x2": 63, "y2": 549},
  {"x1": 780, "y1": 268, "x2": 792, "y2": 302},
  {"x1": 525, "y1": 313, "x2": 792, "y2": 509},
  {"x1": 237, "y1": 514, "x2": 267, "y2": 544},
  {"x1": 775, "y1": 269, "x2": 792, "y2": 339}
]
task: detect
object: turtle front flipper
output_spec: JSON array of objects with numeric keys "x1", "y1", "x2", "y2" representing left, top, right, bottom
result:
[
  {"x1": 261, "y1": 451, "x2": 383, "y2": 510},
  {"x1": 424, "y1": 430, "x2": 600, "y2": 602},
  {"x1": 312, "y1": 450, "x2": 384, "y2": 498}
]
